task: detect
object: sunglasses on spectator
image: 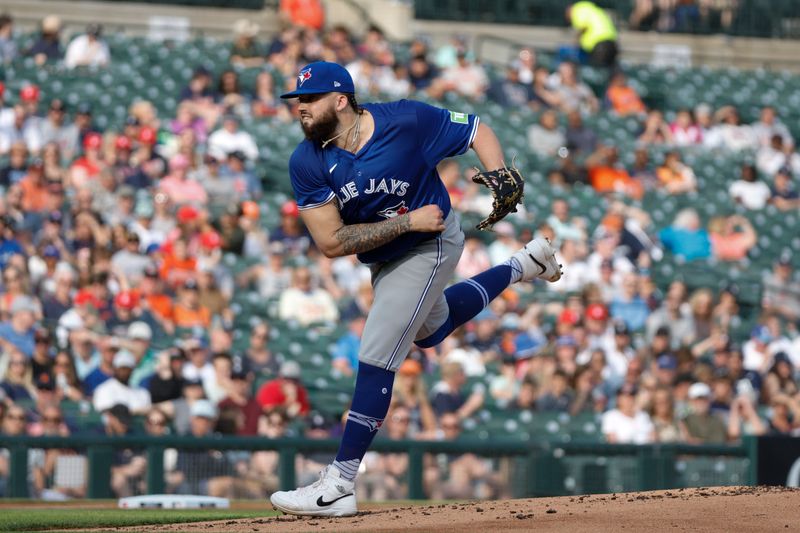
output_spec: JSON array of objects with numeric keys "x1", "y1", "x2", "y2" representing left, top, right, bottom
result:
[
  {"x1": 43, "y1": 416, "x2": 62, "y2": 423},
  {"x1": 6, "y1": 414, "x2": 26, "y2": 421}
]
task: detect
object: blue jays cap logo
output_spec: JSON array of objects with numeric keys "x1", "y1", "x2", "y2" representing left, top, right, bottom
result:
[{"x1": 298, "y1": 68, "x2": 312, "y2": 86}]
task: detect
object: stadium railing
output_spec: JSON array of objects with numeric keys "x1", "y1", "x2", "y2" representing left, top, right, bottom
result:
[{"x1": 0, "y1": 435, "x2": 757, "y2": 499}]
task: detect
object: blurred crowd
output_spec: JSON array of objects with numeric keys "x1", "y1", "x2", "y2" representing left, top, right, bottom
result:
[{"x1": 0, "y1": 2, "x2": 799, "y2": 501}]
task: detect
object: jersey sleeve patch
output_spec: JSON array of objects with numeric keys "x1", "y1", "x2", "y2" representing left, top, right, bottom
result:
[{"x1": 449, "y1": 110, "x2": 469, "y2": 124}]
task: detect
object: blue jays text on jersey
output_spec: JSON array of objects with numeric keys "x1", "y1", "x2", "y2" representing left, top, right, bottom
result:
[{"x1": 288, "y1": 99, "x2": 479, "y2": 264}]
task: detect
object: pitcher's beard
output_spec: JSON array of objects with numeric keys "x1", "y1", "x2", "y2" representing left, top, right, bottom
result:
[{"x1": 301, "y1": 108, "x2": 339, "y2": 143}]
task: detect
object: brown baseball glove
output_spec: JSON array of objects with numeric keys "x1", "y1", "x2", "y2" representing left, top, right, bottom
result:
[{"x1": 471, "y1": 165, "x2": 525, "y2": 230}]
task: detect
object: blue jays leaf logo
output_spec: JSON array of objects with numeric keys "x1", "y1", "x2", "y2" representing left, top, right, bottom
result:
[
  {"x1": 377, "y1": 201, "x2": 409, "y2": 219},
  {"x1": 298, "y1": 68, "x2": 312, "y2": 86}
]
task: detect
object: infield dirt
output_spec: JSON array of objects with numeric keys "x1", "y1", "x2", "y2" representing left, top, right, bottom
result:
[{"x1": 110, "y1": 485, "x2": 800, "y2": 532}]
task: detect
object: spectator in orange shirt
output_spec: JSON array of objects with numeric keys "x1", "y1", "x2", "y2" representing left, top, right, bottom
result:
[
  {"x1": 587, "y1": 145, "x2": 643, "y2": 199},
  {"x1": 138, "y1": 264, "x2": 174, "y2": 332},
  {"x1": 605, "y1": 71, "x2": 646, "y2": 116},
  {"x1": 19, "y1": 158, "x2": 49, "y2": 212},
  {"x1": 159, "y1": 238, "x2": 197, "y2": 289},
  {"x1": 708, "y1": 215, "x2": 757, "y2": 262},
  {"x1": 279, "y1": 0, "x2": 324, "y2": 31},
  {"x1": 656, "y1": 151, "x2": 697, "y2": 194},
  {"x1": 172, "y1": 278, "x2": 211, "y2": 329}
]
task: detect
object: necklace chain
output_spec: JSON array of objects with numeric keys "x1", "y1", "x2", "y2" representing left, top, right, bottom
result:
[{"x1": 322, "y1": 112, "x2": 361, "y2": 150}]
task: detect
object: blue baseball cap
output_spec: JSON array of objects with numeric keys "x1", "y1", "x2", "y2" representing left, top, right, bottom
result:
[{"x1": 280, "y1": 61, "x2": 355, "y2": 99}]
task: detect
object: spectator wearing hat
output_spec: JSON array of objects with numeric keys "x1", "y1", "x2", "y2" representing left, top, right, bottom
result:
[
  {"x1": 69, "y1": 133, "x2": 106, "y2": 188},
  {"x1": 65, "y1": 23, "x2": 109, "y2": 69},
  {"x1": 180, "y1": 337, "x2": 214, "y2": 386},
  {"x1": 0, "y1": 295, "x2": 39, "y2": 357},
  {"x1": 125, "y1": 321, "x2": 154, "y2": 387},
  {"x1": 137, "y1": 264, "x2": 174, "y2": 333},
  {"x1": 653, "y1": 353, "x2": 678, "y2": 387},
  {"x1": 106, "y1": 289, "x2": 156, "y2": 339},
  {"x1": 221, "y1": 150, "x2": 261, "y2": 200},
  {"x1": 208, "y1": 114, "x2": 258, "y2": 162},
  {"x1": 128, "y1": 197, "x2": 164, "y2": 252},
  {"x1": 93, "y1": 348, "x2": 151, "y2": 414},
  {"x1": 159, "y1": 154, "x2": 208, "y2": 206},
  {"x1": 601, "y1": 384, "x2": 654, "y2": 444},
  {"x1": 269, "y1": 200, "x2": 311, "y2": 257},
  {"x1": 741, "y1": 325, "x2": 777, "y2": 375},
  {"x1": 602, "y1": 321, "x2": 636, "y2": 385},
  {"x1": 582, "y1": 302, "x2": 612, "y2": 352},
  {"x1": 680, "y1": 382, "x2": 727, "y2": 444},
  {"x1": 0, "y1": 349, "x2": 37, "y2": 402},
  {"x1": 173, "y1": 278, "x2": 211, "y2": 329},
  {"x1": 110, "y1": 231, "x2": 152, "y2": 283},
  {"x1": 256, "y1": 360, "x2": 310, "y2": 418},
  {"x1": 25, "y1": 15, "x2": 62, "y2": 65},
  {"x1": 82, "y1": 336, "x2": 120, "y2": 395},
  {"x1": 40, "y1": 99, "x2": 79, "y2": 160},
  {"x1": 168, "y1": 399, "x2": 238, "y2": 497},
  {"x1": 762, "y1": 255, "x2": 800, "y2": 323}
]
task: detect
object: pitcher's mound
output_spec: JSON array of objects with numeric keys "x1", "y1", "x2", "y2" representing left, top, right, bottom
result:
[{"x1": 126, "y1": 486, "x2": 800, "y2": 532}]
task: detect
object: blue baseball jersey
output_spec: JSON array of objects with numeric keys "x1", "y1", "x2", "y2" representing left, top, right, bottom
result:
[{"x1": 289, "y1": 99, "x2": 480, "y2": 264}]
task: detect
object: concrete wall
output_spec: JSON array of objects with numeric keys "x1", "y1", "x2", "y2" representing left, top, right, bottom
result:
[{"x1": 412, "y1": 20, "x2": 800, "y2": 72}]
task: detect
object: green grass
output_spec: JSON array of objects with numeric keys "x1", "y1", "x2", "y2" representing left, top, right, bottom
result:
[{"x1": 0, "y1": 508, "x2": 277, "y2": 532}]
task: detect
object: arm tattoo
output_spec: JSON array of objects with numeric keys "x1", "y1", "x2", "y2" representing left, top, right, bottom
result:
[{"x1": 334, "y1": 214, "x2": 412, "y2": 255}]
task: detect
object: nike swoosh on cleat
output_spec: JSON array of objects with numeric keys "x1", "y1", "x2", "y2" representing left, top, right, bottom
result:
[
  {"x1": 316, "y1": 493, "x2": 354, "y2": 507},
  {"x1": 529, "y1": 253, "x2": 547, "y2": 275}
]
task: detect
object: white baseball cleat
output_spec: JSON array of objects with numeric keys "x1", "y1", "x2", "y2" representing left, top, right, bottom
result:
[
  {"x1": 512, "y1": 237, "x2": 563, "y2": 282},
  {"x1": 270, "y1": 465, "x2": 357, "y2": 517}
]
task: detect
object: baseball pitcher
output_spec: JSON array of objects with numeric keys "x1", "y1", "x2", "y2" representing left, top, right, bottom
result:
[{"x1": 270, "y1": 61, "x2": 561, "y2": 516}]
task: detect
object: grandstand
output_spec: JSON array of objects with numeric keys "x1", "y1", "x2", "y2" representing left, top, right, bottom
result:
[{"x1": 0, "y1": 0, "x2": 798, "y2": 502}]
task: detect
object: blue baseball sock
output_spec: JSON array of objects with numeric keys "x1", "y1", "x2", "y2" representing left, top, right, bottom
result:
[
  {"x1": 415, "y1": 260, "x2": 520, "y2": 348},
  {"x1": 332, "y1": 362, "x2": 394, "y2": 481}
]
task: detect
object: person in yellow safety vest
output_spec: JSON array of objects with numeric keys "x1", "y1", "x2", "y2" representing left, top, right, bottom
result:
[{"x1": 566, "y1": 1, "x2": 618, "y2": 68}]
